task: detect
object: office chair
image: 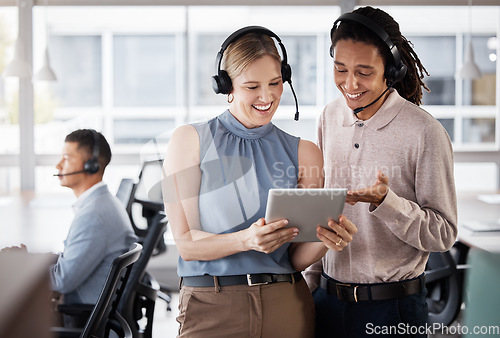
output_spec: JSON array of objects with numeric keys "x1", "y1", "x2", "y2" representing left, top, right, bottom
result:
[
  {"x1": 117, "y1": 211, "x2": 167, "y2": 338},
  {"x1": 51, "y1": 243, "x2": 143, "y2": 338},
  {"x1": 125, "y1": 160, "x2": 164, "y2": 226},
  {"x1": 122, "y1": 160, "x2": 167, "y2": 251},
  {"x1": 117, "y1": 159, "x2": 172, "y2": 312},
  {"x1": 425, "y1": 242, "x2": 469, "y2": 326}
]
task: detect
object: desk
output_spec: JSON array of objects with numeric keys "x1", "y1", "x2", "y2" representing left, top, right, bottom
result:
[
  {"x1": 0, "y1": 252, "x2": 55, "y2": 338},
  {"x1": 0, "y1": 191, "x2": 74, "y2": 253},
  {"x1": 457, "y1": 191, "x2": 500, "y2": 253}
]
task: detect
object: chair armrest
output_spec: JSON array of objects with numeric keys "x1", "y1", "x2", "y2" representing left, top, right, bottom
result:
[
  {"x1": 137, "y1": 282, "x2": 158, "y2": 301},
  {"x1": 57, "y1": 303, "x2": 93, "y2": 328},
  {"x1": 57, "y1": 303, "x2": 94, "y2": 316}
]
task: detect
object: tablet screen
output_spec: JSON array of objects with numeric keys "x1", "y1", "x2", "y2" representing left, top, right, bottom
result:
[{"x1": 264, "y1": 188, "x2": 347, "y2": 242}]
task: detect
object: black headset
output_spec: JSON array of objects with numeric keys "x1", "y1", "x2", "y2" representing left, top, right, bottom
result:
[
  {"x1": 84, "y1": 129, "x2": 100, "y2": 174},
  {"x1": 212, "y1": 26, "x2": 292, "y2": 95},
  {"x1": 212, "y1": 26, "x2": 299, "y2": 120},
  {"x1": 329, "y1": 13, "x2": 407, "y2": 85}
]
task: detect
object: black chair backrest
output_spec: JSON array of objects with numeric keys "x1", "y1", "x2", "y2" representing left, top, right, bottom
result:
[
  {"x1": 124, "y1": 160, "x2": 167, "y2": 256},
  {"x1": 116, "y1": 178, "x2": 136, "y2": 208},
  {"x1": 117, "y1": 212, "x2": 167, "y2": 338},
  {"x1": 125, "y1": 160, "x2": 165, "y2": 240},
  {"x1": 134, "y1": 159, "x2": 164, "y2": 207},
  {"x1": 81, "y1": 243, "x2": 142, "y2": 338}
]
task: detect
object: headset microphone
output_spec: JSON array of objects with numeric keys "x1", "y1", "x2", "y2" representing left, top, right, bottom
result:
[
  {"x1": 53, "y1": 170, "x2": 87, "y2": 177},
  {"x1": 289, "y1": 82, "x2": 299, "y2": 121},
  {"x1": 352, "y1": 86, "x2": 391, "y2": 118}
]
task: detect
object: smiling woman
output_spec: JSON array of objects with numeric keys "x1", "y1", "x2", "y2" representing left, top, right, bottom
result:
[
  {"x1": 161, "y1": 26, "x2": 357, "y2": 337},
  {"x1": 230, "y1": 55, "x2": 283, "y2": 128}
]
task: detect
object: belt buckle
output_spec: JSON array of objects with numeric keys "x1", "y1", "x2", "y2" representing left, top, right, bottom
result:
[
  {"x1": 247, "y1": 274, "x2": 269, "y2": 286},
  {"x1": 337, "y1": 283, "x2": 359, "y2": 302}
]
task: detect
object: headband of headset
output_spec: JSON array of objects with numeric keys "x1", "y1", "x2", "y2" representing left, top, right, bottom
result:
[
  {"x1": 212, "y1": 25, "x2": 292, "y2": 95},
  {"x1": 84, "y1": 129, "x2": 100, "y2": 174},
  {"x1": 330, "y1": 12, "x2": 407, "y2": 84}
]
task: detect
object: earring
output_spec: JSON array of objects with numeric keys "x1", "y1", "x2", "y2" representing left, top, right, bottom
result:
[{"x1": 227, "y1": 93, "x2": 234, "y2": 103}]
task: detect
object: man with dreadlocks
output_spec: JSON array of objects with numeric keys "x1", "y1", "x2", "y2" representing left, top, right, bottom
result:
[{"x1": 305, "y1": 6, "x2": 458, "y2": 338}]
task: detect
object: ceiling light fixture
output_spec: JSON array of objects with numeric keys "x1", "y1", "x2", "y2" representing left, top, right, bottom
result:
[
  {"x1": 456, "y1": 0, "x2": 482, "y2": 80},
  {"x1": 34, "y1": 0, "x2": 57, "y2": 81}
]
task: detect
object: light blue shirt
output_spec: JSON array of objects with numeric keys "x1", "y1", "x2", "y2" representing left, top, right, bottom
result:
[
  {"x1": 178, "y1": 110, "x2": 300, "y2": 277},
  {"x1": 50, "y1": 183, "x2": 137, "y2": 304}
]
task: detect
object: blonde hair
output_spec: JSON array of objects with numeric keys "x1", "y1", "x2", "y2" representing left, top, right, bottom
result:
[{"x1": 222, "y1": 33, "x2": 281, "y2": 81}]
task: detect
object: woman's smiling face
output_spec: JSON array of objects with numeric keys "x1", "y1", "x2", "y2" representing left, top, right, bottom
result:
[{"x1": 230, "y1": 54, "x2": 283, "y2": 129}]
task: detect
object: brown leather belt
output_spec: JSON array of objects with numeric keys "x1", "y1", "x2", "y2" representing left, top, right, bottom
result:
[
  {"x1": 182, "y1": 271, "x2": 303, "y2": 287},
  {"x1": 320, "y1": 273, "x2": 425, "y2": 302}
]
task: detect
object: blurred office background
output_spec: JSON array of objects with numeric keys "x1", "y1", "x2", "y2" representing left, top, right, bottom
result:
[
  {"x1": 0, "y1": 2, "x2": 498, "y2": 336},
  {"x1": 0, "y1": 1, "x2": 498, "y2": 197}
]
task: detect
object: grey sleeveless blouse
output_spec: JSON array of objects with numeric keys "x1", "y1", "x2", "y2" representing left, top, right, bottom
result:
[{"x1": 178, "y1": 110, "x2": 300, "y2": 277}]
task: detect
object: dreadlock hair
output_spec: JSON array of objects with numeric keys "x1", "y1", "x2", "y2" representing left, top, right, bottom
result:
[{"x1": 331, "y1": 6, "x2": 430, "y2": 106}]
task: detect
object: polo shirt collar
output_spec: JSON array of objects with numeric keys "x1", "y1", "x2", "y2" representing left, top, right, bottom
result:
[{"x1": 342, "y1": 89, "x2": 405, "y2": 131}]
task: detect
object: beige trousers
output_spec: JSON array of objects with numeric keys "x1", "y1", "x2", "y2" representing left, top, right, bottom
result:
[{"x1": 177, "y1": 277, "x2": 315, "y2": 338}]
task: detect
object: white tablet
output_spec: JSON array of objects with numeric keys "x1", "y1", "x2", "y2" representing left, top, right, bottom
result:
[{"x1": 265, "y1": 188, "x2": 348, "y2": 242}]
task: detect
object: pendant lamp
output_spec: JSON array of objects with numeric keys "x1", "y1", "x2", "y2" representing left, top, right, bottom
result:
[
  {"x1": 34, "y1": 0, "x2": 57, "y2": 81},
  {"x1": 456, "y1": 0, "x2": 482, "y2": 79},
  {"x1": 35, "y1": 47, "x2": 57, "y2": 81}
]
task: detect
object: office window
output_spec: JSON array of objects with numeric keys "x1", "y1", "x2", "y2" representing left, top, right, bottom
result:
[
  {"x1": 323, "y1": 35, "x2": 342, "y2": 105},
  {"x1": 409, "y1": 36, "x2": 456, "y2": 106},
  {"x1": 0, "y1": 100, "x2": 19, "y2": 154},
  {"x1": 280, "y1": 35, "x2": 317, "y2": 106},
  {"x1": 114, "y1": 118, "x2": 176, "y2": 145},
  {"x1": 462, "y1": 35, "x2": 497, "y2": 106},
  {"x1": 0, "y1": 8, "x2": 19, "y2": 156},
  {"x1": 1, "y1": 5, "x2": 498, "y2": 195},
  {"x1": 462, "y1": 118, "x2": 496, "y2": 144},
  {"x1": 407, "y1": 33, "x2": 496, "y2": 149},
  {"x1": 0, "y1": 167, "x2": 20, "y2": 194},
  {"x1": 50, "y1": 35, "x2": 102, "y2": 107},
  {"x1": 113, "y1": 35, "x2": 177, "y2": 107},
  {"x1": 194, "y1": 34, "x2": 227, "y2": 106}
]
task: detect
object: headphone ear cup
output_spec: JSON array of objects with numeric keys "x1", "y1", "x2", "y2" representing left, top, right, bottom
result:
[
  {"x1": 212, "y1": 70, "x2": 232, "y2": 95},
  {"x1": 385, "y1": 65, "x2": 397, "y2": 84},
  {"x1": 84, "y1": 159, "x2": 100, "y2": 174},
  {"x1": 393, "y1": 63, "x2": 407, "y2": 83},
  {"x1": 385, "y1": 62, "x2": 407, "y2": 85},
  {"x1": 211, "y1": 75, "x2": 222, "y2": 94},
  {"x1": 281, "y1": 62, "x2": 292, "y2": 83}
]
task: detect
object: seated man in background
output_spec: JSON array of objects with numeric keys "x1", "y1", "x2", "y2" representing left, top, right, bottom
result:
[
  {"x1": 4, "y1": 129, "x2": 137, "y2": 326},
  {"x1": 52, "y1": 129, "x2": 137, "y2": 308}
]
